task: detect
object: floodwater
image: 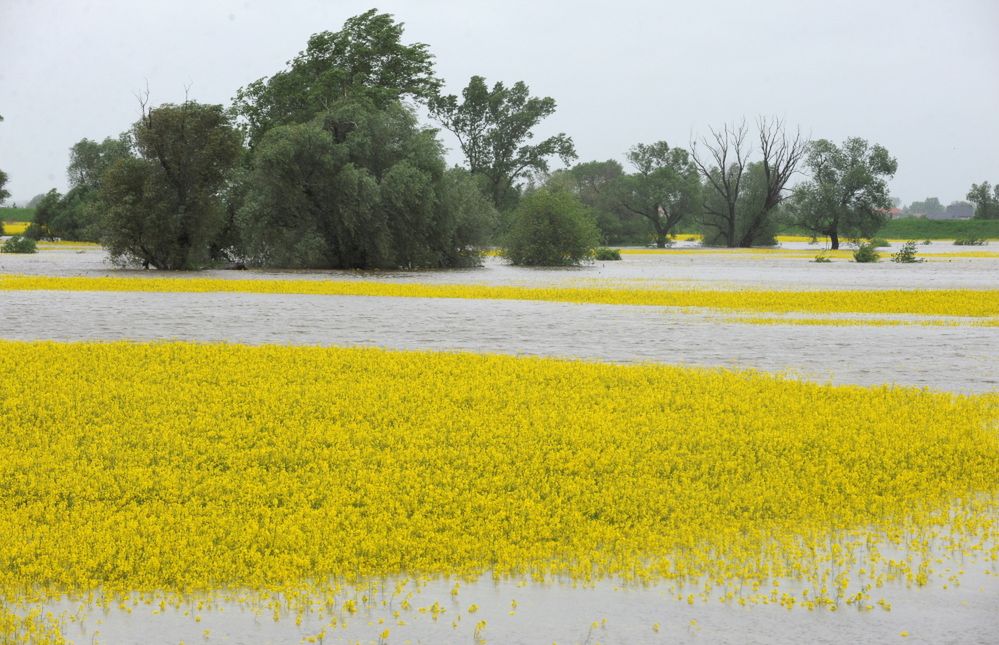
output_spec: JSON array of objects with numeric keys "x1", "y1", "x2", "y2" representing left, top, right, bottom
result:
[{"x1": 2, "y1": 246, "x2": 998, "y2": 643}]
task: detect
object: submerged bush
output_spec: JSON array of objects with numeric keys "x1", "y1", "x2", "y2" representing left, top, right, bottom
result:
[
  {"x1": 954, "y1": 237, "x2": 987, "y2": 246},
  {"x1": 594, "y1": 247, "x2": 622, "y2": 261},
  {"x1": 502, "y1": 189, "x2": 599, "y2": 266},
  {"x1": 891, "y1": 241, "x2": 923, "y2": 263},
  {"x1": 853, "y1": 242, "x2": 880, "y2": 263},
  {"x1": 870, "y1": 237, "x2": 891, "y2": 248},
  {"x1": 1, "y1": 235, "x2": 37, "y2": 254}
]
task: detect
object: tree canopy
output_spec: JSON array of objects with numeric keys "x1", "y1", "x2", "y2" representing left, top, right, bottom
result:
[
  {"x1": 99, "y1": 101, "x2": 243, "y2": 269},
  {"x1": 429, "y1": 76, "x2": 576, "y2": 210},
  {"x1": 967, "y1": 181, "x2": 999, "y2": 220},
  {"x1": 237, "y1": 100, "x2": 494, "y2": 269},
  {"x1": 613, "y1": 141, "x2": 701, "y2": 247},
  {"x1": 790, "y1": 137, "x2": 898, "y2": 249},
  {"x1": 232, "y1": 10, "x2": 440, "y2": 146},
  {"x1": 0, "y1": 114, "x2": 9, "y2": 205}
]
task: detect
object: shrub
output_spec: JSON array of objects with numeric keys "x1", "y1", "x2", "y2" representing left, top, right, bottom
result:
[
  {"x1": 954, "y1": 237, "x2": 987, "y2": 246},
  {"x1": 870, "y1": 237, "x2": 891, "y2": 247},
  {"x1": 853, "y1": 242, "x2": 880, "y2": 263},
  {"x1": 921, "y1": 239, "x2": 932, "y2": 245},
  {"x1": 502, "y1": 189, "x2": 599, "y2": 266},
  {"x1": 891, "y1": 241, "x2": 923, "y2": 263},
  {"x1": 813, "y1": 251, "x2": 832, "y2": 263},
  {"x1": 1, "y1": 235, "x2": 38, "y2": 254},
  {"x1": 594, "y1": 247, "x2": 622, "y2": 261}
]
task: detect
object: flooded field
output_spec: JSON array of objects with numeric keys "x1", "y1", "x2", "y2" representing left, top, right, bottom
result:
[{"x1": 1, "y1": 245, "x2": 997, "y2": 644}]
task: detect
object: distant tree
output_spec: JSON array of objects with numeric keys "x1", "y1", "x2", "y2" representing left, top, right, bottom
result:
[
  {"x1": 612, "y1": 141, "x2": 701, "y2": 248},
  {"x1": 232, "y1": 10, "x2": 440, "y2": 146},
  {"x1": 0, "y1": 114, "x2": 9, "y2": 205},
  {"x1": 789, "y1": 138, "x2": 898, "y2": 249},
  {"x1": 26, "y1": 189, "x2": 62, "y2": 239},
  {"x1": 237, "y1": 100, "x2": 494, "y2": 269},
  {"x1": 944, "y1": 200, "x2": 974, "y2": 219},
  {"x1": 99, "y1": 101, "x2": 243, "y2": 269},
  {"x1": 429, "y1": 76, "x2": 577, "y2": 210},
  {"x1": 905, "y1": 197, "x2": 945, "y2": 217},
  {"x1": 68, "y1": 136, "x2": 132, "y2": 190},
  {"x1": 692, "y1": 118, "x2": 806, "y2": 247},
  {"x1": 26, "y1": 193, "x2": 47, "y2": 208},
  {"x1": 967, "y1": 181, "x2": 999, "y2": 220},
  {"x1": 503, "y1": 188, "x2": 598, "y2": 266}
]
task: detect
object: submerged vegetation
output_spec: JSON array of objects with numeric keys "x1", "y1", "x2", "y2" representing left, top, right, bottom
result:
[{"x1": 0, "y1": 341, "x2": 995, "y2": 618}]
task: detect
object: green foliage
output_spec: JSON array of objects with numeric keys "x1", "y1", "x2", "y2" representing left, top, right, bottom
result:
[
  {"x1": 877, "y1": 217, "x2": 999, "y2": 240},
  {"x1": 594, "y1": 247, "x2": 622, "y2": 261},
  {"x1": 853, "y1": 242, "x2": 880, "y2": 263},
  {"x1": 0, "y1": 168, "x2": 9, "y2": 206},
  {"x1": 966, "y1": 181, "x2": 999, "y2": 220},
  {"x1": 99, "y1": 101, "x2": 243, "y2": 269},
  {"x1": 789, "y1": 138, "x2": 897, "y2": 250},
  {"x1": 0, "y1": 207, "x2": 34, "y2": 222},
  {"x1": 502, "y1": 189, "x2": 599, "y2": 266},
  {"x1": 612, "y1": 141, "x2": 701, "y2": 248},
  {"x1": 232, "y1": 10, "x2": 440, "y2": 146},
  {"x1": 238, "y1": 101, "x2": 494, "y2": 269},
  {"x1": 953, "y1": 237, "x2": 987, "y2": 246},
  {"x1": 891, "y1": 241, "x2": 922, "y2": 263},
  {"x1": 430, "y1": 76, "x2": 576, "y2": 210},
  {"x1": 813, "y1": 250, "x2": 832, "y2": 263},
  {"x1": 905, "y1": 196, "x2": 944, "y2": 217},
  {"x1": 870, "y1": 237, "x2": 891, "y2": 247},
  {"x1": 1, "y1": 235, "x2": 37, "y2": 254},
  {"x1": 702, "y1": 162, "x2": 780, "y2": 247},
  {"x1": 556, "y1": 161, "x2": 648, "y2": 245}
]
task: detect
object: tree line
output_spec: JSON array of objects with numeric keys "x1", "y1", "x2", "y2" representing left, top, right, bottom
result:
[{"x1": 11, "y1": 10, "x2": 999, "y2": 268}]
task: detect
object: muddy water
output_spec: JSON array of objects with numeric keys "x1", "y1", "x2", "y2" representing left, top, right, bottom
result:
[{"x1": 1, "y1": 290, "x2": 997, "y2": 392}]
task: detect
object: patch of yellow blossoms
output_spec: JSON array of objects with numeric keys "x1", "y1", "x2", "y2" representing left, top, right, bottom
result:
[
  {"x1": 1, "y1": 274, "x2": 997, "y2": 318},
  {"x1": 0, "y1": 340, "x2": 995, "y2": 630}
]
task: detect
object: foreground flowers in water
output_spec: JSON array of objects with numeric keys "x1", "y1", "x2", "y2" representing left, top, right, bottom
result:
[{"x1": 0, "y1": 341, "x2": 996, "y2": 641}]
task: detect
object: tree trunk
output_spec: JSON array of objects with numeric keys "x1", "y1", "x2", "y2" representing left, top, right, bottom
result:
[
  {"x1": 830, "y1": 230, "x2": 840, "y2": 250},
  {"x1": 655, "y1": 230, "x2": 667, "y2": 248}
]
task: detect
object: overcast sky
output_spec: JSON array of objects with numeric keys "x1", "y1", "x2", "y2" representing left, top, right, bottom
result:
[{"x1": 1, "y1": 0, "x2": 997, "y2": 205}]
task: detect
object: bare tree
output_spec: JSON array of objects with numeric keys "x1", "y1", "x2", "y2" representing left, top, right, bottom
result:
[
  {"x1": 739, "y1": 117, "x2": 808, "y2": 246},
  {"x1": 691, "y1": 121, "x2": 750, "y2": 248},
  {"x1": 692, "y1": 118, "x2": 807, "y2": 248}
]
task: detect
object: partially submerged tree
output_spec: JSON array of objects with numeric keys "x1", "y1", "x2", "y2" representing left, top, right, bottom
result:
[
  {"x1": 613, "y1": 141, "x2": 701, "y2": 247},
  {"x1": 232, "y1": 10, "x2": 440, "y2": 145},
  {"x1": 237, "y1": 100, "x2": 494, "y2": 269},
  {"x1": 789, "y1": 138, "x2": 898, "y2": 249},
  {"x1": 693, "y1": 118, "x2": 806, "y2": 247},
  {"x1": 503, "y1": 188, "x2": 598, "y2": 266},
  {"x1": 429, "y1": 76, "x2": 576, "y2": 210},
  {"x1": 967, "y1": 181, "x2": 999, "y2": 220},
  {"x1": 99, "y1": 101, "x2": 243, "y2": 269}
]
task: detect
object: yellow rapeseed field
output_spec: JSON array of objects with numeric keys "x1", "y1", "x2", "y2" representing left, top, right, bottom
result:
[
  {"x1": 0, "y1": 340, "x2": 996, "y2": 642},
  {"x1": 0, "y1": 222, "x2": 29, "y2": 236},
  {"x1": 1, "y1": 274, "x2": 997, "y2": 318}
]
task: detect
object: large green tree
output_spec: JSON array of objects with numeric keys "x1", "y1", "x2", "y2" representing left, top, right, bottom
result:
[
  {"x1": 99, "y1": 101, "x2": 243, "y2": 269},
  {"x1": 237, "y1": 100, "x2": 494, "y2": 269},
  {"x1": 613, "y1": 142, "x2": 701, "y2": 247},
  {"x1": 693, "y1": 118, "x2": 806, "y2": 247},
  {"x1": 429, "y1": 76, "x2": 576, "y2": 210},
  {"x1": 967, "y1": 181, "x2": 999, "y2": 220},
  {"x1": 232, "y1": 10, "x2": 440, "y2": 146},
  {"x1": 789, "y1": 138, "x2": 898, "y2": 249}
]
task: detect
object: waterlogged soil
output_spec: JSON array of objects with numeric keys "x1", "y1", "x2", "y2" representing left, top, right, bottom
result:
[{"x1": 3, "y1": 246, "x2": 998, "y2": 643}]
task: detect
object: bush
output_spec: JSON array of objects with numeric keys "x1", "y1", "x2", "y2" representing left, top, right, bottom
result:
[
  {"x1": 594, "y1": 247, "x2": 622, "y2": 261},
  {"x1": 502, "y1": 189, "x2": 599, "y2": 266},
  {"x1": 1, "y1": 235, "x2": 38, "y2": 254},
  {"x1": 921, "y1": 239, "x2": 932, "y2": 245},
  {"x1": 891, "y1": 241, "x2": 923, "y2": 263},
  {"x1": 870, "y1": 237, "x2": 891, "y2": 247},
  {"x1": 813, "y1": 250, "x2": 832, "y2": 263},
  {"x1": 853, "y1": 242, "x2": 880, "y2": 263},
  {"x1": 954, "y1": 237, "x2": 987, "y2": 246}
]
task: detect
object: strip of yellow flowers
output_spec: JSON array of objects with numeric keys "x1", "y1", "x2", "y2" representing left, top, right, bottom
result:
[
  {"x1": 0, "y1": 341, "x2": 996, "y2": 617},
  {"x1": 2, "y1": 274, "x2": 998, "y2": 318}
]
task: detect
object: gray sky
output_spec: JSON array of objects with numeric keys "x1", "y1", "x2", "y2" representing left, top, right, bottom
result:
[{"x1": 1, "y1": 0, "x2": 997, "y2": 206}]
